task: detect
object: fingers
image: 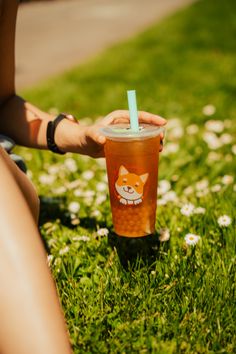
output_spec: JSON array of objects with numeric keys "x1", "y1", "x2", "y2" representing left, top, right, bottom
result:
[
  {"x1": 88, "y1": 126, "x2": 106, "y2": 145},
  {"x1": 101, "y1": 110, "x2": 166, "y2": 126}
]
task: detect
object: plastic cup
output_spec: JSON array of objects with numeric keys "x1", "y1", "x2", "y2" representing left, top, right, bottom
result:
[{"x1": 101, "y1": 123, "x2": 164, "y2": 237}]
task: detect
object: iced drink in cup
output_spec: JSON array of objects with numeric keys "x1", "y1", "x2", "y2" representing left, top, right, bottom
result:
[{"x1": 101, "y1": 123, "x2": 163, "y2": 237}]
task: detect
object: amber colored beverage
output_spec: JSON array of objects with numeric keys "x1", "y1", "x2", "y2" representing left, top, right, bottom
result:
[{"x1": 102, "y1": 124, "x2": 162, "y2": 237}]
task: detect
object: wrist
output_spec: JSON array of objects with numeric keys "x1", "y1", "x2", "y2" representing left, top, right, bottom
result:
[{"x1": 53, "y1": 115, "x2": 81, "y2": 153}]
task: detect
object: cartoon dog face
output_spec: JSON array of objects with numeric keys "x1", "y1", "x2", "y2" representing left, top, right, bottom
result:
[{"x1": 115, "y1": 165, "x2": 148, "y2": 202}]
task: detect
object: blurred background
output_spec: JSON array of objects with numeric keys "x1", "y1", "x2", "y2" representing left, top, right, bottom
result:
[{"x1": 16, "y1": 0, "x2": 195, "y2": 89}]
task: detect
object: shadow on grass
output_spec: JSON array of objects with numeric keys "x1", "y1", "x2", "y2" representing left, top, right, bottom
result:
[
  {"x1": 39, "y1": 196, "x2": 103, "y2": 229},
  {"x1": 39, "y1": 196, "x2": 170, "y2": 270},
  {"x1": 108, "y1": 231, "x2": 170, "y2": 270}
]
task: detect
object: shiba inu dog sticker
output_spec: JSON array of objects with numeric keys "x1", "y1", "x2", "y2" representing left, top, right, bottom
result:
[{"x1": 115, "y1": 165, "x2": 149, "y2": 205}]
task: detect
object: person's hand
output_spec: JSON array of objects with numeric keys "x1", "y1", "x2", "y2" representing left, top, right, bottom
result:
[{"x1": 55, "y1": 110, "x2": 166, "y2": 158}]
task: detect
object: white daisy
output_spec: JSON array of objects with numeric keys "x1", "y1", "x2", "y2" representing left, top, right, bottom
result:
[
  {"x1": 196, "y1": 179, "x2": 209, "y2": 191},
  {"x1": 217, "y1": 215, "x2": 232, "y2": 227},
  {"x1": 64, "y1": 158, "x2": 77, "y2": 173},
  {"x1": 68, "y1": 201, "x2": 80, "y2": 214},
  {"x1": 183, "y1": 186, "x2": 194, "y2": 195},
  {"x1": 59, "y1": 246, "x2": 70, "y2": 255},
  {"x1": 48, "y1": 165, "x2": 60, "y2": 175},
  {"x1": 91, "y1": 210, "x2": 102, "y2": 218},
  {"x1": 205, "y1": 119, "x2": 224, "y2": 133},
  {"x1": 203, "y1": 132, "x2": 222, "y2": 149},
  {"x1": 186, "y1": 124, "x2": 199, "y2": 135},
  {"x1": 53, "y1": 186, "x2": 67, "y2": 195},
  {"x1": 163, "y1": 142, "x2": 179, "y2": 155},
  {"x1": 96, "y1": 195, "x2": 107, "y2": 205},
  {"x1": 74, "y1": 188, "x2": 83, "y2": 197},
  {"x1": 180, "y1": 203, "x2": 195, "y2": 216},
  {"x1": 196, "y1": 189, "x2": 209, "y2": 198},
  {"x1": 220, "y1": 133, "x2": 233, "y2": 145},
  {"x1": 168, "y1": 126, "x2": 184, "y2": 139},
  {"x1": 167, "y1": 118, "x2": 181, "y2": 129},
  {"x1": 202, "y1": 104, "x2": 216, "y2": 116},
  {"x1": 157, "y1": 198, "x2": 167, "y2": 206},
  {"x1": 163, "y1": 191, "x2": 178, "y2": 202},
  {"x1": 39, "y1": 174, "x2": 56, "y2": 185},
  {"x1": 82, "y1": 170, "x2": 95, "y2": 180},
  {"x1": 97, "y1": 228, "x2": 109, "y2": 237},
  {"x1": 66, "y1": 179, "x2": 83, "y2": 190},
  {"x1": 83, "y1": 190, "x2": 95, "y2": 198},
  {"x1": 96, "y1": 182, "x2": 107, "y2": 192},
  {"x1": 184, "y1": 233, "x2": 201, "y2": 246},
  {"x1": 222, "y1": 175, "x2": 234, "y2": 185},
  {"x1": 159, "y1": 228, "x2": 170, "y2": 242},
  {"x1": 194, "y1": 207, "x2": 206, "y2": 214},
  {"x1": 211, "y1": 184, "x2": 222, "y2": 193},
  {"x1": 158, "y1": 180, "x2": 171, "y2": 195}
]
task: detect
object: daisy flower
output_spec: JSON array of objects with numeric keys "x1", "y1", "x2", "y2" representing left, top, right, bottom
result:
[
  {"x1": 222, "y1": 175, "x2": 234, "y2": 185},
  {"x1": 82, "y1": 170, "x2": 95, "y2": 180},
  {"x1": 184, "y1": 233, "x2": 201, "y2": 246},
  {"x1": 217, "y1": 215, "x2": 232, "y2": 227},
  {"x1": 48, "y1": 165, "x2": 60, "y2": 175},
  {"x1": 220, "y1": 133, "x2": 233, "y2": 145},
  {"x1": 196, "y1": 179, "x2": 209, "y2": 191},
  {"x1": 96, "y1": 182, "x2": 107, "y2": 192},
  {"x1": 194, "y1": 207, "x2": 206, "y2": 214},
  {"x1": 91, "y1": 210, "x2": 102, "y2": 218},
  {"x1": 97, "y1": 228, "x2": 109, "y2": 237},
  {"x1": 183, "y1": 186, "x2": 194, "y2": 195},
  {"x1": 68, "y1": 201, "x2": 80, "y2": 214},
  {"x1": 186, "y1": 124, "x2": 199, "y2": 135},
  {"x1": 211, "y1": 184, "x2": 221, "y2": 193},
  {"x1": 39, "y1": 174, "x2": 56, "y2": 185},
  {"x1": 180, "y1": 203, "x2": 195, "y2": 216},
  {"x1": 205, "y1": 119, "x2": 224, "y2": 133},
  {"x1": 163, "y1": 191, "x2": 178, "y2": 202},
  {"x1": 163, "y1": 142, "x2": 179, "y2": 155},
  {"x1": 159, "y1": 228, "x2": 170, "y2": 242},
  {"x1": 64, "y1": 158, "x2": 77, "y2": 173},
  {"x1": 158, "y1": 180, "x2": 171, "y2": 195},
  {"x1": 202, "y1": 104, "x2": 216, "y2": 116},
  {"x1": 59, "y1": 246, "x2": 70, "y2": 255}
]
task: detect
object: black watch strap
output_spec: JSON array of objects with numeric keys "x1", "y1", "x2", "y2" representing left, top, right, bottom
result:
[{"x1": 46, "y1": 114, "x2": 70, "y2": 154}]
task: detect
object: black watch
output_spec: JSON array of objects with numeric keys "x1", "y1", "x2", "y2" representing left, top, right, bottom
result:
[{"x1": 46, "y1": 113, "x2": 77, "y2": 154}]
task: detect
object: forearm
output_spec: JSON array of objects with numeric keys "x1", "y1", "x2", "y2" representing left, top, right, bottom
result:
[
  {"x1": 0, "y1": 93, "x2": 87, "y2": 153},
  {"x1": 0, "y1": 94, "x2": 53, "y2": 149}
]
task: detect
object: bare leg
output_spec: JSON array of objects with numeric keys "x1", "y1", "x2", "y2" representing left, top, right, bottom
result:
[
  {"x1": 0, "y1": 146, "x2": 39, "y2": 222},
  {"x1": 0, "y1": 152, "x2": 72, "y2": 354}
]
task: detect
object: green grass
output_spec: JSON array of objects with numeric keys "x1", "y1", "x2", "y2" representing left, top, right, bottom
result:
[{"x1": 18, "y1": 0, "x2": 236, "y2": 352}]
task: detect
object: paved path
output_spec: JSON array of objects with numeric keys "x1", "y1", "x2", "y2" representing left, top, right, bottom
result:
[{"x1": 16, "y1": 0, "x2": 195, "y2": 90}]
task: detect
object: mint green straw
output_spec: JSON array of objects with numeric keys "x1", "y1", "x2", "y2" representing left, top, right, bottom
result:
[{"x1": 127, "y1": 90, "x2": 139, "y2": 132}]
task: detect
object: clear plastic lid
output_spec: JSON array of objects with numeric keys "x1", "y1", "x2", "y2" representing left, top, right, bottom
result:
[{"x1": 100, "y1": 123, "x2": 164, "y2": 141}]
